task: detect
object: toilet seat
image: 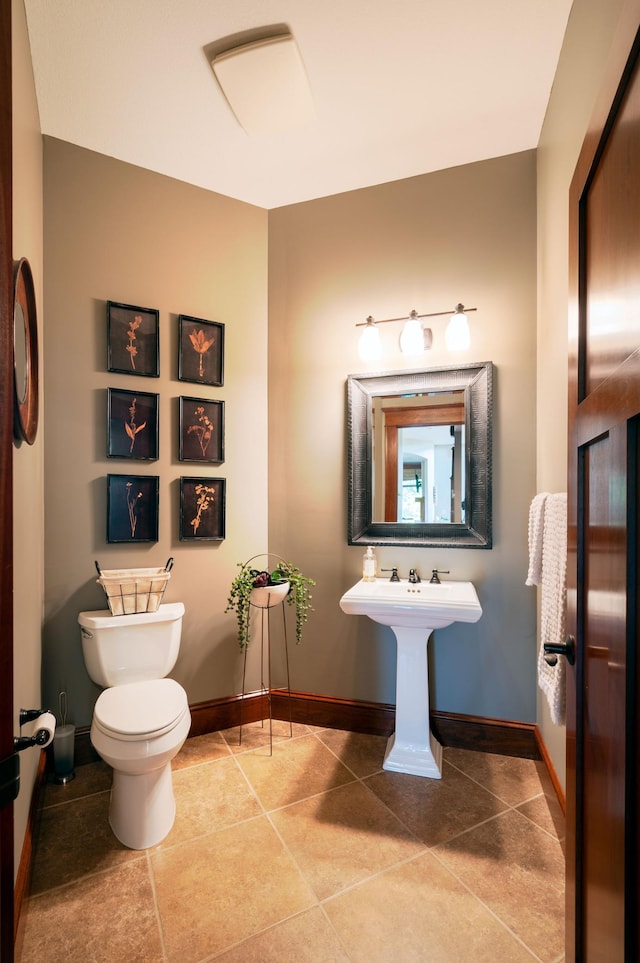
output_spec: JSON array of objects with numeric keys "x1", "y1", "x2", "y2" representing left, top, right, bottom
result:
[{"x1": 94, "y1": 678, "x2": 188, "y2": 741}]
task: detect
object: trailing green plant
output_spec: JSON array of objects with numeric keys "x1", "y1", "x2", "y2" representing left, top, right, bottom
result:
[{"x1": 225, "y1": 560, "x2": 315, "y2": 650}]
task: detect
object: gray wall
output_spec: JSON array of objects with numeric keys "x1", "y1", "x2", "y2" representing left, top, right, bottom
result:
[
  {"x1": 42, "y1": 138, "x2": 269, "y2": 727},
  {"x1": 42, "y1": 143, "x2": 538, "y2": 729},
  {"x1": 268, "y1": 151, "x2": 539, "y2": 721}
]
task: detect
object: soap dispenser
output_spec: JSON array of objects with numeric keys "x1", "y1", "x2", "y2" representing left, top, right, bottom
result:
[{"x1": 362, "y1": 546, "x2": 377, "y2": 582}]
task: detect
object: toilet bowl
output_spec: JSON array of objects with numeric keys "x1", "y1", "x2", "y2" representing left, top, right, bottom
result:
[
  {"x1": 78, "y1": 603, "x2": 191, "y2": 850},
  {"x1": 91, "y1": 678, "x2": 190, "y2": 849}
]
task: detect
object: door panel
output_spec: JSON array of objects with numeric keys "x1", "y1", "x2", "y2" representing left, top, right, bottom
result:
[{"x1": 568, "y1": 18, "x2": 640, "y2": 961}]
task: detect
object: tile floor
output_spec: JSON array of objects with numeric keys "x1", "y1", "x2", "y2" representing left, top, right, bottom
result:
[{"x1": 17, "y1": 722, "x2": 565, "y2": 962}]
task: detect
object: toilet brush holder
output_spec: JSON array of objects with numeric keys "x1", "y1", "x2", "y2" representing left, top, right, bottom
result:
[{"x1": 53, "y1": 724, "x2": 76, "y2": 784}]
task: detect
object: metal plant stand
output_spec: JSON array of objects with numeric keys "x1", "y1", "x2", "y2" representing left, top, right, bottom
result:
[{"x1": 239, "y1": 554, "x2": 293, "y2": 755}]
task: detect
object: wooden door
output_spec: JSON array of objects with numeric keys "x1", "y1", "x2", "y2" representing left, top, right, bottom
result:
[
  {"x1": 0, "y1": 4, "x2": 14, "y2": 959},
  {"x1": 567, "y1": 13, "x2": 640, "y2": 961}
]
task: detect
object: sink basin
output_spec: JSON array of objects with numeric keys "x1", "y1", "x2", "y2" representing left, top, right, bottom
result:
[
  {"x1": 339, "y1": 576, "x2": 482, "y2": 779},
  {"x1": 339, "y1": 577, "x2": 482, "y2": 629}
]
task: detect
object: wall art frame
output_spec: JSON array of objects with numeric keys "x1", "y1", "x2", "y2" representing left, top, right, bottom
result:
[
  {"x1": 179, "y1": 476, "x2": 226, "y2": 541},
  {"x1": 107, "y1": 387, "x2": 159, "y2": 460},
  {"x1": 179, "y1": 396, "x2": 224, "y2": 464},
  {"x1": 178, "y1": 315, "x2": 224, "y2": 387},
  {"x1": 107, "y1": 473, "x2": 159, "y2": 543},
  {"x1": 107, "y1": 300, "x2": 160, "y2": 378}
]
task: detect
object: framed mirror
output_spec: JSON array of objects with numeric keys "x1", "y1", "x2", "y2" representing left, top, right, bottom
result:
[
  {"x1": 347, "y1": 362, "x2": 493, "y2": 548},
  {"x1": 13, "y1": 258, "x2": 39, "y2": 446}
]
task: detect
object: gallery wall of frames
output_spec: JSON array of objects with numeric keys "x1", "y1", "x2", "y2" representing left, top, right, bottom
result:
[{"x1": 105, "y1": 300, "x2": 226, "y2": 543}]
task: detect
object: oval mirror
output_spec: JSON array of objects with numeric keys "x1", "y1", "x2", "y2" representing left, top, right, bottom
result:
[
  {"x1": 13, "y1": 258, "x2": 39, "y2": 445},
  {"x1": 347, "y1": 362, "x2": 493, "y2": 548}
]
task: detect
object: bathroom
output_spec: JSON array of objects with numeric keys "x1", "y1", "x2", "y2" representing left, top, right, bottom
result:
[{"x1": 9, "y1": 0, "x2": 633, "y2": 957}]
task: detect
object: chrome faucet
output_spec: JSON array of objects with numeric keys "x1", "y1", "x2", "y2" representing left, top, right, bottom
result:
[
  {"x1": 380, "y1": 567, "x2": 400, "y2": 582},
  {"x1": 408, "y1": 568, "x2": 421, "y2": 584},
  {"x1": 429, "y1": 569, "x2": 450, "y2": 584}
]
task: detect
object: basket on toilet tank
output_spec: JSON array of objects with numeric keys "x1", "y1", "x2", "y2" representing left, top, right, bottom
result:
[{"x1": 95, "y1": 558, "x2": 173, "y2": 616}]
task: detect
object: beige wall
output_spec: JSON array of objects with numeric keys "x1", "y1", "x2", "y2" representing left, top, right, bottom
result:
[
  {"x1": 536, "y1": 0, "x2": 633, "y2": 789},
  {"x1": 12, "y1": 0, "x2": 44, "y2": 878},
  {"x1": 42, "y1": 138, "x2": 269, "y2": 726},
  {"x1": 268, "y1": 151, "x2": 539, "y2": 721}
]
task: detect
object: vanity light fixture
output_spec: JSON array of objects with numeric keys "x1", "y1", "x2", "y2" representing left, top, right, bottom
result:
[
  {"x1": 358, "y1": 316, "x2": 383, "y2": 361},
  {"x1": 445, "y1": 303, "x2": 471, "y2": 351},
  {"x1": 356, "y1": 304, "x2": 476, "y2": 359}
]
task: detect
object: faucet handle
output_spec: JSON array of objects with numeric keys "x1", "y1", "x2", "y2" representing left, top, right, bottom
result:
[
  {"x1": 381, "y1": 567, "x2": 400, "y2": 582},
  {"x1": 429, "y1": 569, "x2": 450, "y2": 584}
]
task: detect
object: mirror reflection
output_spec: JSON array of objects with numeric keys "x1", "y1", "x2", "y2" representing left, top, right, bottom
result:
[
  {"x1": 347, "y1": 363, "x2": 493, "y2": 548},
  {"x1": 372, "y1": 390, "x2": 465, "y2": 524}
]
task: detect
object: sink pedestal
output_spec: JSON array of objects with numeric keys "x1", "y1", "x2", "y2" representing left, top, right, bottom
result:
[{"x1": 384, "y1": 626, "x2": 442, "y2": 779}]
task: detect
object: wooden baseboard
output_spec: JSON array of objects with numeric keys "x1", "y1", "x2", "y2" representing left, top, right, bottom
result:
[
  {"x1": 535, "y1": 726, "x2": 566, "y2": 813},
  {"x1": 189, "y1": 690, "x2": 541, "y2": 759},
  {"x1": 73, "y1": 690, "x2": 542, "y2": 764}
]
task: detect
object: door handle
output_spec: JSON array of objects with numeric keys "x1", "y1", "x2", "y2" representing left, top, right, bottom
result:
[{"x1": 543, "y1": 635, "x2": 575, "y2": 666}]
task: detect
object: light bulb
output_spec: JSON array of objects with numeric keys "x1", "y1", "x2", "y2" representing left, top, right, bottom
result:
[
  {"x1": 445, "y1": 305, "x2": 470, "y2": 351},
  {"x1": 358, "y1": 317, "x2": 382, "y2": 361},
  {"x1": 399, "y1": 313, "x2": 425, "y2": 356}
]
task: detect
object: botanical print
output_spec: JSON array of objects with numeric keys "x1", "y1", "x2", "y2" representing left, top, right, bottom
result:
[
  {"x1": 187, "y1": 406, "x2": 213, "y2": 457},
  {"x1": 107, "y1": 301, "x2": 159, "y2": 378},
  {"x1": 179, "y1": 397, "x2": 224, "y2": 463},
  {"x1": 190, "y1": 483, "x2": 216, "y2": 535},
  {"x1": 189, "y1": 328, "x2": 215, "y2": 379},
  {"x1": 125, "y1": 396, "x2": 147, "y2": 454},
  {"x1": 107, "y1": 388, "x2": 158, "y2": 460},
  {"x1": 107, "y1": 474, "x2": 159, "y2": 543},
  {"x1": 125, "y1": 315, "x2": 143, "y2": 370},
  {"x1": 178, "y1": 316, "x2": 224, "y2": 387},
  {"x1": 125, "y1": 480, "x2": 143, "y2": 537},
  {"x1": 180, "y1": 477, "x2": 225, "y2": 540}
]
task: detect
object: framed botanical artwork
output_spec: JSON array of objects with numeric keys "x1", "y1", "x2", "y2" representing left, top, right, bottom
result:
[
  {"x1": 179, "y1": 396, "x2": 224, "y2": 464},
  {"x1": 107, "y1": 300, "x2": 159, "y2": 378},
  {"x1": 179, "y1": 476, "x2": 226, "y2": 541},
  {"x1": 178, "y1": 315, "x2": 224, "y2": 387},
  {"x1": 107, "y1": 474, "x2": 159, "y2": 543},
  {"x1": 107, "y1": 388, "x2": 159, "y2": 460}
]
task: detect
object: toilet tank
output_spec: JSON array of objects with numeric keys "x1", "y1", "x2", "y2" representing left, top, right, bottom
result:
[{"x1": 78, "y1": 602, "x2": 185, "y2": 687}]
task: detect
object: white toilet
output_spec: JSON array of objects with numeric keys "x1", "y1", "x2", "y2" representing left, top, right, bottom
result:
[{"x1": 78, "y1": 602, "x2": 191, "y2": 850}]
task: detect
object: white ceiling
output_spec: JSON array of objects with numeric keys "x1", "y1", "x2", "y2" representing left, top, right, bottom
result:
[{"x1": 24, "y1": 0, "x2": 573, "y2": 210}]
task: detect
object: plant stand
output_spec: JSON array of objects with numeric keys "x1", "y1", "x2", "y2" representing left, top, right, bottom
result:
[{"x1": 239, "y1": 555, "x2": 293, "y2": 755}]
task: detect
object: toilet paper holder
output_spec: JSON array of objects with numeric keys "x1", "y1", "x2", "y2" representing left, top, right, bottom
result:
[{"x1": 14, "y1": 707, "x2": 55, "y2": 752}]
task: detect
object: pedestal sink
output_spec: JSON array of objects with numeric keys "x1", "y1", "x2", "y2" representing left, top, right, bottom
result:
[{"x1": 339, "y1": 578, "x2": 482, "y2": 779}]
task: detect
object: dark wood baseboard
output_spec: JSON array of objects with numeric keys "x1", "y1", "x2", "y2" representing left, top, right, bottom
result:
[
  {"x1": 74, "y1": 690, "x2": 541, "y2": 762},
  {"x1": 189, "y1": 689, "x2": 541, "y2": 759}
]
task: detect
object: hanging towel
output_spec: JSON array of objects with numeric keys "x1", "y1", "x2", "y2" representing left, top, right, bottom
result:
[
  {"x1": 526, "y1": 492, "x2": 549, "y2": 586},
  {"x1": 537, "y1": 493, "x2": 568, "y2": 725}
]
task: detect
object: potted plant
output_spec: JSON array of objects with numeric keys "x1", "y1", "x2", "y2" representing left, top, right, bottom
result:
[{"x1": 225, "y1": 558, "x2": 315, "y2": 650}]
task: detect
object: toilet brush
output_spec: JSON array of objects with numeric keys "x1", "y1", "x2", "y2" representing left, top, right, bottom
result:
[{"x1": 53, "y1": 690, "x2": 76, "y2": 783}]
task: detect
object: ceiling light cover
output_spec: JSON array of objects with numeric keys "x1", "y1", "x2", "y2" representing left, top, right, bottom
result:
[{"x1": 211, "y1": 34, "x2": 315, "y2": 135}]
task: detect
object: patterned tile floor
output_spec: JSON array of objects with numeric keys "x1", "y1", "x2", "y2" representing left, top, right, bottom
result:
[{"x1": 17, "y1": 722, "x2": 565, "y2": 962}]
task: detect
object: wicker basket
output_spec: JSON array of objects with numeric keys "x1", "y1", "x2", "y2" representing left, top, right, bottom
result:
[{"x1": 95, "y1": 558, "x2": 173, "y2": 615}]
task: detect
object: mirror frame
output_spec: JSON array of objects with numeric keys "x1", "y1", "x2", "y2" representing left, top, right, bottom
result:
[
  {"x1": 347, "y1": 361, "x2": 493, "y2": 548},
  {"x1": 13, "y1": 258, "x2": 39, "y2": 446}
]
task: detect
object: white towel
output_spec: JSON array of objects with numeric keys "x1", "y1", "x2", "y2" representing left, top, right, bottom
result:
[
  {"x1": 537, "y1": 493, "x2": 568, "y2": 725},
  {"x1": 526, "y1": 493, "x2": 549, "y2": 586}
]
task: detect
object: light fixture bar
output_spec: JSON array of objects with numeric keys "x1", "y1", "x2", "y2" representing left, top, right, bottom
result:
[{"x1": 355, "y1": 305, "x2": 477, "y2": 327}]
